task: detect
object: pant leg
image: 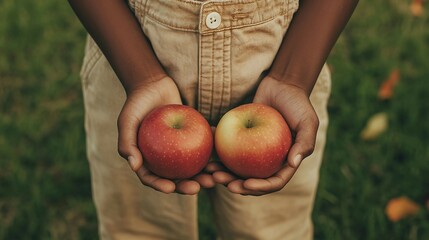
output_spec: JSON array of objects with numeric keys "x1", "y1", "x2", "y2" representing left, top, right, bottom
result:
[
  {"x1": 210, "y1": 65, "x2": 331, "y2": 240},
  {"x1": 80, "y1": 37, "x2": 198, "y2": 240}
]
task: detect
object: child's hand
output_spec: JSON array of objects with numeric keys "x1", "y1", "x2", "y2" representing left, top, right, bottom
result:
[
  {"x1": 208, "y1": 76, "x2": 319, "y2": 195},
  {"x1": 117, "y1": 76, "x2": 215, "y2": 194}
]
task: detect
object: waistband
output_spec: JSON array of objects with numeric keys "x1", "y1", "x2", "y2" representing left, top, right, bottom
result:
[{"x1": 130, "y1": 0, "x2": 298, "y2": 34}]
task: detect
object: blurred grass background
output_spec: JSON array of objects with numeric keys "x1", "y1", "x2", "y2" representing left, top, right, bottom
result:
[{"x1": 0, "y1": 0, "x2": 428, "y2": 239}]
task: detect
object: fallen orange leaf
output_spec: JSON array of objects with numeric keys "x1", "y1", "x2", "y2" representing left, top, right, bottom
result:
[
  {"x1": 378, "y1": 69, "x2": 400, "y2": 100},
  {"x1": 385, "y1": 196, "x2": 420, "y2": 222},
  {"x1": 410, "y1": 0, "x2": 424, "y2": 17}
]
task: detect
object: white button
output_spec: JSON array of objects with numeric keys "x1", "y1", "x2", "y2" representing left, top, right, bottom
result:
[{"x1": 206, "y1": 12, "x2": 221, "y2": 29}]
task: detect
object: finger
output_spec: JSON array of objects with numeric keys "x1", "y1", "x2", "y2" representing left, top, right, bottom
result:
[
  {"x1": 136, "y1": 167, "x2": 176, "y2": 193},
  {"x1": 204, "y1": 162, "x2": 227, "y2": 173},
  {"x1": 243, "y1": 177, "x2": 284, "y2": 192},
  {"x1": 287, "y1": 116, "x2": 318, "y2": 168},
  {"x1": 213, "y1": 171, "x2": 237, "y2": 185},
  {"x1": 227, "y1": 180, "x2": 265, "y2": 196},
  {"x1": 117, "y1": 100, "x2": 150, "y2": 171},
  {"x1": 243, "y1": 165, "x2": 298, "y2": 192},
  {"x1": 175, "y1": 180, "x2": 200, "y2": 195},
  {"x1": 193, "y1": 173, "x2": 216, "y2": 188}
]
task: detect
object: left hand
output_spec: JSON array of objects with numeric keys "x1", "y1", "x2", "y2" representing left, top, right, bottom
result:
[
  {"x1": 208, "y1": 76, "x2": 319, "y2": 196},
  {"x1": 117, "y1": 76, "x2": 215, "y2": 195}
]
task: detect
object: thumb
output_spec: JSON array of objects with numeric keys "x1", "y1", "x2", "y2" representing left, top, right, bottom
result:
[
  {"x1": 287, "y1": 117, "x2": 319, "y2": 168},
  {"x1": 117, "y1": 100, "x2": 147, "y2": 172}
]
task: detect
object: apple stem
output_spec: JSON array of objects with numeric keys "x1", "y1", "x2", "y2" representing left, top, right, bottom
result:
[{"x1": 246, "y1": 119, "x2": 253, "y2": 128}]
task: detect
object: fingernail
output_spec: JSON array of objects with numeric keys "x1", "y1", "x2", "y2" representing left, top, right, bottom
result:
[
  {"x1": 293, "y1": 154, "x2": 302, "y2": 167},
  {"x1": 128, "y1": 156, "x2": 137, "y2": 170}
]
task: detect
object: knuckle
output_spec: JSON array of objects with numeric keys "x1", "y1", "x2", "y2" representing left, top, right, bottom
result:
[
  {"x1": 275, "y1": 183, "x2": 287, "y2": 192},
  {"x1": 305, "y1": 143, "x2": 316, "y2": 156},
  {"x1": 117, "y1": 113, "x2": 126, "y2": 129},
  {"x1": 117, "y1": 143, "x2": 128, "y2": 159},
  {"x1": 309, "y1": 114, "x2": 320, "y2": 129}
]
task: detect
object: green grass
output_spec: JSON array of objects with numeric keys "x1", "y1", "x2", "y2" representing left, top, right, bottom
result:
[
  {"x1": 314, "y1": 1, "x2": 429, "y2": 239},
  {"x1": 1, "y1": 0, "x2": 428, "y2": 239}
]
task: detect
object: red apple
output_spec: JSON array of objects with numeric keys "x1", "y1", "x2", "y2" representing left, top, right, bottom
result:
[
  {"x1": 215, "y1": 103, "x2": 292, "y2": 178},
  {"x1": 137, "y1": 104, "x2": 213, "y2": 179}
]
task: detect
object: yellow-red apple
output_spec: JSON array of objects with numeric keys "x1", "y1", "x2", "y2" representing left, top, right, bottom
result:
[
  {"x1": 215, "y1": 103, "x2": 292, "y2": 178},
  {"x1": 137, "y1": 104, "x2": 213, "y2": 179}
]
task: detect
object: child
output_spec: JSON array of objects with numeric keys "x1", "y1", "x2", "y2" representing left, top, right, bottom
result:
[{"x1": 69, "y1": 0, "x2": 358, "y2": 239}]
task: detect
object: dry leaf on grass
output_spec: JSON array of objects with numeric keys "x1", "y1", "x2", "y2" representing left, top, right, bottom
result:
[
  {"x1": 386, "y1": 196, "x2": 421, "y2": 222},
  {"x1": 360, "y1": 112, "x2": 388, "y2": 140},
  {"x1": 410, "y1": 0, "x2": 424, "y2": 17},
  {"x1": 378, "y1": 69, "x2": 400, "y2": 100}
]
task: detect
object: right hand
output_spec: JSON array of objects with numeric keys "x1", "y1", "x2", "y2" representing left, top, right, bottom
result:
[
  {"x1": 117, "y1": 76, "x2": 215, "y2": 195},
  {"x1": 206, "y1": 77, "x2": 319, "y2": 196}
]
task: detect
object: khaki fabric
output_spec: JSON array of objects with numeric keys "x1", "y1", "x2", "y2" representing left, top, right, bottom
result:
[{"x1": 80, "y1": 0, "x2": 331, "y2": 239}]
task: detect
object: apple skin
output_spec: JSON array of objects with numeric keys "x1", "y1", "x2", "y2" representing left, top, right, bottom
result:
[
  {"x1": 137, "y1": 104, "x2": 213, "y2": 179},
  {"x1": 215, "y1": 103, "x2": 292, "y2": 179}
]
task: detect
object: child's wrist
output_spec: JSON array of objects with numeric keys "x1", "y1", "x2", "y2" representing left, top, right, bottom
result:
[
  {"x1": 266, "y1": 72, "x2": 315, "y2": 97},
  {"x1": 122, "y1": 73, "x2": 169, "y2": 94}
]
